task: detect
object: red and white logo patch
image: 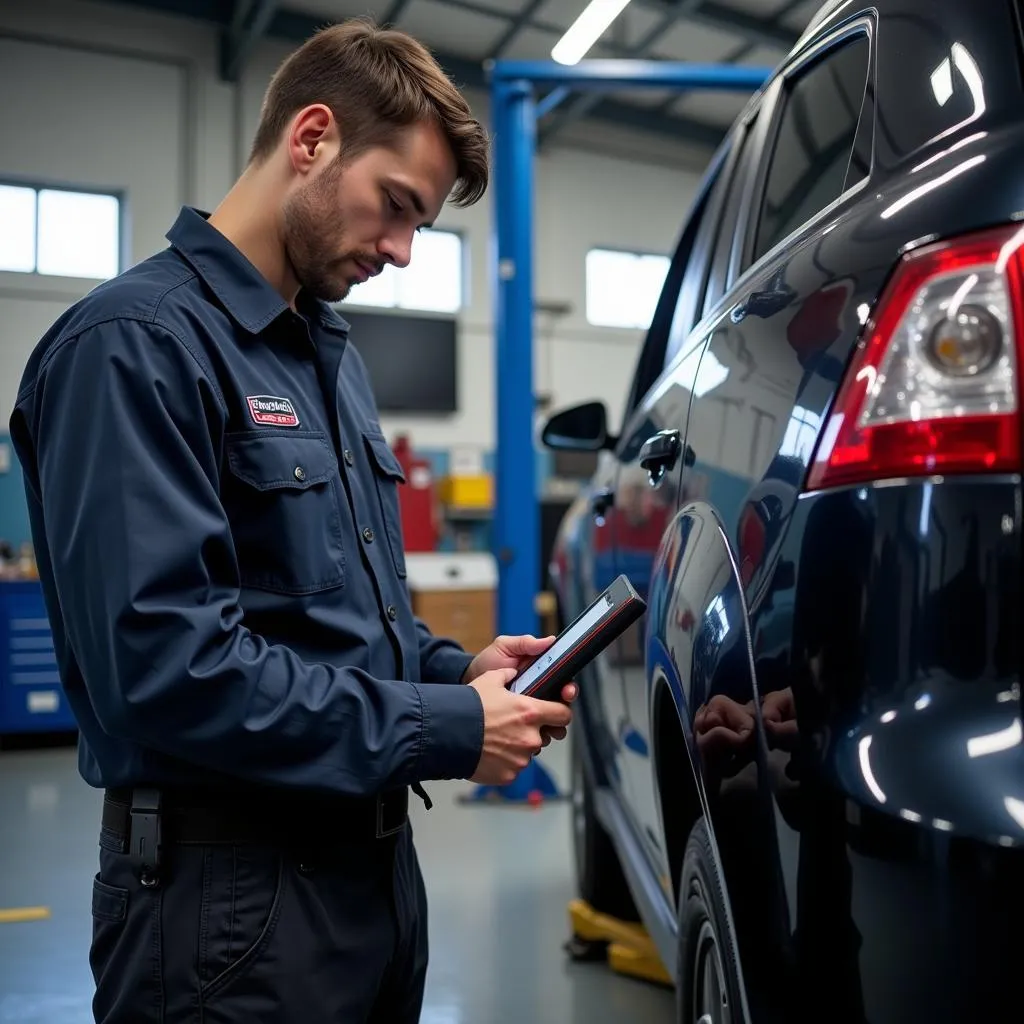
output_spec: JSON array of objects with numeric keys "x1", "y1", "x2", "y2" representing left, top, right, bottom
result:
[{"x1": 246, "y1": 395, "x2": 300, "y2": 427}]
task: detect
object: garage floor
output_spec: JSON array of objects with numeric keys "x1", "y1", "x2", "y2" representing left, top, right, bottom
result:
[{"x1": 0, "y1": 741, "x2": 675, "y2": 1023}]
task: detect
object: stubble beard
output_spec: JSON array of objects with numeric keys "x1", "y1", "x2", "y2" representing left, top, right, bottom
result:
[{"x1": 282, "y1": 159, "x2": 353, "y2": 304}]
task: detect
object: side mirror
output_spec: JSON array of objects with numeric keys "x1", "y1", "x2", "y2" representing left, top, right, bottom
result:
[{"x1": 541, "y1": 401, "x2": 613, "y2": 451}]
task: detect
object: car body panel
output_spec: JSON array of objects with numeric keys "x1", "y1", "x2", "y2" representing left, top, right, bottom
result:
[
  {"x1": 549, "y1": 448, "x2": 633, "y2": 797},
  {"x1": 548, "y1": 2, "x2": 1024, "y2": 1021}
]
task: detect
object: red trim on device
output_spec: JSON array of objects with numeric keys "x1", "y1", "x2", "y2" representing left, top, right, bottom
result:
[{"x1": 521, "y1": 598, "x2": 635, "y2": 697}]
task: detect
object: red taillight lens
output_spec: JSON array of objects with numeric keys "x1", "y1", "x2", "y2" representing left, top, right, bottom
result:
[{"x1": 806, "y1": 225, "x2": 1024, "y2": 492}]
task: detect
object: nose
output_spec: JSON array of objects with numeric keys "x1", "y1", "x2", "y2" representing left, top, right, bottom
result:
[{"x1": 379, "y1": 232, "x2": 414, "y2": 270}]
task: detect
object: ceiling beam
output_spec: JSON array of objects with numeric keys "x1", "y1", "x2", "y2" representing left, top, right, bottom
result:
[
  {"x1": 389, "y1": 0, "x2": 800, "y2": 60},
  {"x1": 100, "y1": 0, "x2": 728, "y2": 148},
  {"x1": 537, "y1": 0, "x2": 705, "y2": 147},
  {"x1": 486, "y1": 0, "x2": 547, "y2": 60},
  {"x1": 681, "y1": 0, "x2": 799, "y2": 50},
  {"x1": 100, "y1": 0, "x2": 802, "y2": 55},
  {"x1": 649, "y1": 0, "x2": 805, "y2": 116},
  {"x1": 424, "y1": 0, "x2": 802, "y2": 53},
  {"x1": 583, "y1": 96, "x2": 724, "y2": 148}
]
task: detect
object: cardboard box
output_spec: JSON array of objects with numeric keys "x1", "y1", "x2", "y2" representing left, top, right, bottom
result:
[{"x1": 406, "y1": 553, "x2": 496, "y2": 655}]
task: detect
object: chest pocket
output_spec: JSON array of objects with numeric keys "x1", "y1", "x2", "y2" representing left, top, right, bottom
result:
[
  {"x1": 223, "y1": 431, "x2": 345, "y2": 595},
  {"x1": 362, "y1": 431, "x2": 408, "y2": 579}
]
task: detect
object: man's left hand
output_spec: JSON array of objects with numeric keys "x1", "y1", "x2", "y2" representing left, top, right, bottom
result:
[{"x1": 463, "y1": 634, "x2": 577, "y2": 744}]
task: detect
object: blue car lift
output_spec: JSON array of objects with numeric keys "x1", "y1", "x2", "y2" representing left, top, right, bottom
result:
[{"x1": 470, "y1": 58, "x2": 770, "y2": 805}]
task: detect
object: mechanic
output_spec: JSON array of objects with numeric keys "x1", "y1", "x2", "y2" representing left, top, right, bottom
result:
[{"x1": 9, "y1": 19, "x2": 575, "y2": 1024}]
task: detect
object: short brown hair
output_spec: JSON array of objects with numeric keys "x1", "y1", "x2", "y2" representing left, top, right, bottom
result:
[{"x1": 250, "y1": 19, "x2": 489, "y2": 206}]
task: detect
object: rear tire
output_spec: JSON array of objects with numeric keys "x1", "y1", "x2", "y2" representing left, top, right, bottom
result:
[
  {"x1": 571, "y1": 728, "x2": 638, "y2": 922},
  {"x1": 677, "y1": 819, "x2": 743, "y2": 1024}
]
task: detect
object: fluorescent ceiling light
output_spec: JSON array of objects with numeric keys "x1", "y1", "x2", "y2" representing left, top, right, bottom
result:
[{"x1": 552, "y1": 0, "x2": 633, "y2": 65}]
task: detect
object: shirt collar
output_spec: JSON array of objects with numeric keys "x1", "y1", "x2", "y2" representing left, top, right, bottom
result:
[{"x1": 166, "y1": 206, "x2": 350, "y2": 337}]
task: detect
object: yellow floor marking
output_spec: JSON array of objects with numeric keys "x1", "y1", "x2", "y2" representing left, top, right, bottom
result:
[{"x1": 0, "y1": 906, "x2": 51, "y2": 923}]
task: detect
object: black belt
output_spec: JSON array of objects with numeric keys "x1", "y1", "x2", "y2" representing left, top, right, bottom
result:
[{"x1": 102, "y1": 784, "x2": 409, "y2": 863}]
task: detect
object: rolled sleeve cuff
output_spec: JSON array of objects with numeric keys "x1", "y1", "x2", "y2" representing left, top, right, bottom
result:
[{"x1": 414, "y1": 681, "x2": 484, "y2": 781}]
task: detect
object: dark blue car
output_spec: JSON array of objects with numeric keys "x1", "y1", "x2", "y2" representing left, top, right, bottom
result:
[{"x1": 542, "y1": 2, "x2": 1024, "y2": 1021}]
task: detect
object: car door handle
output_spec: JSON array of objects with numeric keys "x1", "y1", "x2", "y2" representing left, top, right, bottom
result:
[
  {"x1": 590, "y1": 487, "x2": 615, "y2": 519},
  {"x1": 639, "y1": 430, "x2": 681, "y2": 485}
]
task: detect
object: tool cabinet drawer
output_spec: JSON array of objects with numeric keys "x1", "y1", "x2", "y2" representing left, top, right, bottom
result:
[{"x1": 0, "y1": 581, "x2": 75, "y2": 735}]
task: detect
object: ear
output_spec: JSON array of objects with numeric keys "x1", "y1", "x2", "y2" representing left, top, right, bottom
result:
[{"x1": 286, "y1": 104, "x2": 338, "y2": 176}]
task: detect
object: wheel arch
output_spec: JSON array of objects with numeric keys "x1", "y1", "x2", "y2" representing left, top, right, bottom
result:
[{"x1": 647, "y1": 499, "x2": 790, "y2": 1023}]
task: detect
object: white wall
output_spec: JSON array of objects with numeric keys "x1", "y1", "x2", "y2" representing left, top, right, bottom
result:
[{"x1": 0, "y1": 0, "x2": 707, "y2": 452}]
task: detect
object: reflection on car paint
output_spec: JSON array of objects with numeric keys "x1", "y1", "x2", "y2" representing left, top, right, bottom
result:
[{"x1": 545, "y1": 3, "x2": 1024, "y2": 1021}]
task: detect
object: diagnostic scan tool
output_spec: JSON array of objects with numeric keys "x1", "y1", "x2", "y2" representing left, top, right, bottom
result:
[{"x1": 509, "y1": 574, "x2": 646, "y2": 702}]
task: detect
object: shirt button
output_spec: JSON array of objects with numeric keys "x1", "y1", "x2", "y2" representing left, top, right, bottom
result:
[
  {"x1": 387, "y1": 605, "x2": 397, "y2": 621},
  {"x1": 362, "y1": 527, "x2": 375, "y2": 543},
  {"x1": 293, "y1": 466, "x2": 306, "y2": 482},
  {"x1": 344, "y1": 450, "x2": 354, "y2": 466}
]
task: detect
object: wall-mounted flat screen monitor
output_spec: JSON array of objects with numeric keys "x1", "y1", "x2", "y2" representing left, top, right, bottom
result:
[{"x1": 343, "y1": 309, "x2": 458, "y2": 414}]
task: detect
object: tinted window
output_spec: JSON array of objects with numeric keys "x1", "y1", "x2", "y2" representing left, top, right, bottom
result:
[
  {"x1": 702, "y1": 117, "x2": 757, "y2": 320},
  {"x1": 753, "y1": 35, "x2": 870, "y2": 261},
  {"x1": 620, "y1": 166, "x2": 718, "y2": 422},
  {"x1": 663, "y1": 157, "x2": 729, "y2": 369},
  {"x1": 662, "y1": 120, "x2": 758, "y2": 369}
]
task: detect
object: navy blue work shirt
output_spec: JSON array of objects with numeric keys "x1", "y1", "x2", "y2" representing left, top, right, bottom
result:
[{"x1": 9, "y1": 207, "x2": 485, "y2": 798}]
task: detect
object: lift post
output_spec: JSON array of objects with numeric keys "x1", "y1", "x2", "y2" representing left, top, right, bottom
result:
[{"x1": 488, "y1": 59, "x2": 771, "y2": 637}]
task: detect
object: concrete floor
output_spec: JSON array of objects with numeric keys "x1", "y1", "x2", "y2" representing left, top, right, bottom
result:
[{"x1": 0, "y1": 740, "x2": 675, "y2": 1023}]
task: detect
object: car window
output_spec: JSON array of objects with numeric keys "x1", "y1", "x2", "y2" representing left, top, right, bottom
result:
[
  {"x1": 701, "y1": 116, "x2": 758, "y2": 321},
  {"x1": 751, "y1": 34, "x2": 871, "y2": 263},
  {"x1": 663, "y1": 140, "x2": 737, "y2": 369},
  {"x1": 618, "y1": 155, "x2": 722, "y2": 425}
]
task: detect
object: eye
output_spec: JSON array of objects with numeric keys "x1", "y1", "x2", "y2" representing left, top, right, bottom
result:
[{"x1": 385, "y1": 191, "x2": 403, "y2": 214}]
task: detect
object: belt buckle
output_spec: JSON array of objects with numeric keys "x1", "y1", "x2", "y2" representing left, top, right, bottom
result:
[{"x1": 375, "y1": 792, "x2": 406, "y2": 838}]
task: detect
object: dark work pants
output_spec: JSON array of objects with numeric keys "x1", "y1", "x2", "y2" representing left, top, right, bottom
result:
[{"x1": 89, "y1": 823, "x2": 429, "y2": 1023}]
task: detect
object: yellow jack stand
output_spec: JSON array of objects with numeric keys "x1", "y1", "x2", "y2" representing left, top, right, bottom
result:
[{"x1": 564, "y1": 898, "x2": 673, "y2": 987}]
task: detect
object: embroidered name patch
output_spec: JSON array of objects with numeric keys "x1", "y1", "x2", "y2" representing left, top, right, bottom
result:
[{"x1": 246, "y1": 395, "x2": 300, "y2": 427}]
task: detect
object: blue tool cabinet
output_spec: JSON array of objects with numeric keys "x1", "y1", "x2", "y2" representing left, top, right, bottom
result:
[{"x1": 0, "y1": 580, "x2": 77, "y2": 735}]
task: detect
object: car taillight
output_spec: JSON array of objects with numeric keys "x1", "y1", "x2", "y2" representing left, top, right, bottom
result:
[{"x1": 806, "y1": 224, "x2": 1024, "y2": 492}]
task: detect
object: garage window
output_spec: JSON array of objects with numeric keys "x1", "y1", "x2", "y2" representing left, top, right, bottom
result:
[
  {"x1": 344, "y1": 228, "x2": 464, "y2": 313},
  {"x1": 752, "y1": 34, "x2": 871, "y2": 262},
  {"x1": 586, "y1": 247, "x2": 670, "y2": 329},
  {"x1": 0, "y1": 182, "x2": 121, "y2": 280}
]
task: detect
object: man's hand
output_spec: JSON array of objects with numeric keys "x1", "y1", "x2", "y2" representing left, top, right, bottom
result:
[
  {"x1": 463, "y1": 634, "x2": 577, "y2": 742},
  {"x1": 463, "y1": 633, "x2": 555, "y2": 678},
  {"x1": 761, "y1": 687, "x2": 797, "y2": 751},
  {"x1": 467, "y1": 667, "x2": 575, "y2": 786},
  {"x1": 694, "y1": 695, "x2": 755, "y2": 770}
]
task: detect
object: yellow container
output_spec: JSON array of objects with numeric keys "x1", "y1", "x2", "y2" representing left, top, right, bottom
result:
[{"x1": 438, "y1": 474, "x2": 493, "y2": 509}]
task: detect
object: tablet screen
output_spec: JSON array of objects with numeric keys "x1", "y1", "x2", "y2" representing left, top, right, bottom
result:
[{"x1": 510, "y1": 592, "x2": 614, "y2": 694}]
